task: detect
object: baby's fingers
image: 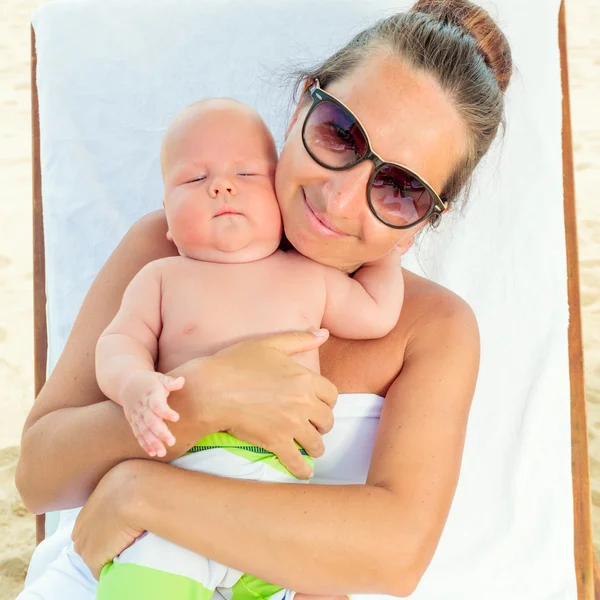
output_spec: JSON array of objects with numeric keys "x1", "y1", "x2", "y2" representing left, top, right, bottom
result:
[
  {"x1": 143, "y1": 409, "x2": 176, "y2": 450},
  {"x1": 131, "y1": 420, "x2": 163, "y2": 458},
  {"x1": 142, "y1": 422, "x2": 168, "y2": 458},
  {"x1": 158, "y1": 374, "x2": 185, "y2": 391},
  {"x1": 149, "y1": 391, "x2": 180, "y2": 423},
  {"x1": 164, "y1": 376, "x2": 185, "y2": 392}
]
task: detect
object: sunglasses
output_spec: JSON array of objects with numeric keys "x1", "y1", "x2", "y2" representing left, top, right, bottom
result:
[{"x1": 301, "y1": 80, "x2": 448, "y2": 230}]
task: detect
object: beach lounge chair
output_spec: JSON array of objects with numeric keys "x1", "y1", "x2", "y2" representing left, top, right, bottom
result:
[{"x1": 28, "y1": 0, "x2": 596, "y2": 597}]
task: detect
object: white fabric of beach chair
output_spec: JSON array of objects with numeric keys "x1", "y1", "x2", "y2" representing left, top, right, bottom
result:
[{"x1": 31, "y1": 0, "x2": 575, "y2": 598}]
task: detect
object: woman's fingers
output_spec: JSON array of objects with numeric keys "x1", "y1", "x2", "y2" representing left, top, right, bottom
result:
[
  {"x1": 295, "y1": 423, "x2": 326, "y2": 459},
  {"x1": 313, "y1": 373, "x2": 339, "y2": 411},
  {"x1": 193, "y1": 330, "x2": 340, "y2": 477},
  {"x1": 272, "y1": 442, "x2": 314, "y2": 480},
  {"x1": 72, "y1": 461, "x2": 148, "y2": 580},
  {"x1": 261, "y1": 329, "x2": 329, "y2": 356}
]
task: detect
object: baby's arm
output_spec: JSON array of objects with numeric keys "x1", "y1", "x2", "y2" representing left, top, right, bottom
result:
[
  {"x1": 96, "y1": 261, "x2": 182, "y2": 457},
  {"x1": 322, "y1": 251, "x2": 404, "y2": 339}
]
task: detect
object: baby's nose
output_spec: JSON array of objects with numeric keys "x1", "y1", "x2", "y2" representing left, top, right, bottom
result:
[{"x1": 209, "y1": 175, "x2": 237, "y2": 198}]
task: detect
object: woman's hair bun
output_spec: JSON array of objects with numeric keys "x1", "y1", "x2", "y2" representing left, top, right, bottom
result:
[{"x1": 411, "y1": 0, "x2": 512, "y2": 92}]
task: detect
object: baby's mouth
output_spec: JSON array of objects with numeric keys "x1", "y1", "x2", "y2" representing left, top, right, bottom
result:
[{"x1": 214, "y1": 205, "x2": 242, "y2": 217}]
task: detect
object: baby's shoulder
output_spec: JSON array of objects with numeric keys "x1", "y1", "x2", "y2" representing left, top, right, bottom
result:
[
  {"x1": 139, "y1": 255, "x2": 207, "y2": 281},
  {"x1": 150, "y1": 255, "x2": 202, "y2": 269}
]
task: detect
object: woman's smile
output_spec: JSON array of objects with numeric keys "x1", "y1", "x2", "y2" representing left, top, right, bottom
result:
[{"x1": 302, "y1": 188, "x2": 353, "y2": 238}]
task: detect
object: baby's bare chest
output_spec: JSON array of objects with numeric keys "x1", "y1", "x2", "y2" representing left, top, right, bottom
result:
[{"x1": 158, "y1": 258, "x2": 325, "y2": 365}]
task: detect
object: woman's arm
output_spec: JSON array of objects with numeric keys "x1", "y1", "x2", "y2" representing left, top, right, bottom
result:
[
  {"x1": 74, "y1": 291, "x2": 480, "y2": 596},
  {"x1": 17, "y1": 211, "x2": 336, "y2": 513},
  {"x1": 16, "y1": 212, "x2": 180, "y2": 512}
]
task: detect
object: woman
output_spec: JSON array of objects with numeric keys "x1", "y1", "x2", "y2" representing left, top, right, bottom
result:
[{"x1": 16, "y1": 0, "x2": 512, "y2": 595}]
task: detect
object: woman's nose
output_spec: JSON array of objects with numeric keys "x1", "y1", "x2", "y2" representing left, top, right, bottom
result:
[
  {"x1": 322, "y1": 161, "x2": 372, "y2": 218},
  {"x1": 209, "y1": 175, "x2": 237, "y2": 198}
]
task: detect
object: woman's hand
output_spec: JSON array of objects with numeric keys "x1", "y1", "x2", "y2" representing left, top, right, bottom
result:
[
  {"x1": 72, "y1": 460, "x2": 150, "y2": 580},
  {"x1": 170, "y1": 330, "x2": 338, "y2": 479}
]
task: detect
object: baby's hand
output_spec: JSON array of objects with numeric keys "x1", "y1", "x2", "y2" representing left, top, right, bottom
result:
[{"x1": 121, "y1": 371, "x2": 185, "y2": 457}]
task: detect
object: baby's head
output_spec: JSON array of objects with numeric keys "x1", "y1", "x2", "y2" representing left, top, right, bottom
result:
[{"x1": 161, "y1": 99, "x2": 282, "y2": 262}]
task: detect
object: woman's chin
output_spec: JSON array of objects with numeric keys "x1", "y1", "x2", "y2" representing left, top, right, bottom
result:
[
  {"x1": 283, "y1": 219, "x2": 315, "y2": 256},
  {"x1": 285, "y1": 222, "x2": 367, "y2": 272},
  {"x1": 283, "y1": 225, "x2": 336, "y2": 267}
]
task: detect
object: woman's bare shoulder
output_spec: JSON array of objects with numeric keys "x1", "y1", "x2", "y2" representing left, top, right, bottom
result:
[
  {"x1": 322, "y1": 269, "x2": 478, "y2": 394},
  {"x1": 401, "y1": 268, "x2": 478, "y2": 332},
  {"x1": 398, "y1": 268, "x2": 480, "y2": 369},
  {"x1": 391, "y1": 268, "x2": 479, "y2": 371}
]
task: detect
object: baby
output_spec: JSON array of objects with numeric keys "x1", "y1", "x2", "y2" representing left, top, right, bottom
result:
[
  {"x1": 16, "y1": 99, "x2": 404, "y2": 600},
  {"x1": 94, "y1": 99, "x2": 405, "y2": 600},
  {"x1": 97, "y1": 98, "x2": 405, "y2": 463}
]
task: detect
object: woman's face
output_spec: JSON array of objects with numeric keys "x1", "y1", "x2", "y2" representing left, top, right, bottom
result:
[{"x1": 275, "y1": 50, "x2": 470, "y2": 272}]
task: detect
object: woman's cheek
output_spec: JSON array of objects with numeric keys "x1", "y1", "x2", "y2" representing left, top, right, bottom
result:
[{"x1": 363, "y1": 223, "x2": 416, "y2": 262}]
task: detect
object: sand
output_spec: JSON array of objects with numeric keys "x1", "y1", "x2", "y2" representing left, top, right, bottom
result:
[
  {"x1": 0, "y1": 1, "x2": 49, "y2": 598},
  {"x1": 0, "y1": 0, "x2": 598, "y2": 598}
]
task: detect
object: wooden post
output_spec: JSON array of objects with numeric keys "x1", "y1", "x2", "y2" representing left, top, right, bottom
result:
[
  {"x1": 559, "y1": 1, "x2": 596, "y2": 598},
  {"x1": 31, "y1": 24, "x2": 47, "y2": 546}
]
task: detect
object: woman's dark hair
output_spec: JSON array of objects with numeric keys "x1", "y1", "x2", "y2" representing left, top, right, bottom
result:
[{"x1": 293, "y1": 0, "x2": 513, "y2": 218}]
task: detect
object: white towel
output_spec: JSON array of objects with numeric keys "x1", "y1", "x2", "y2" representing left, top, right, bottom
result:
[{"x1": 32, "y1": 0, "x2": 575, "y2": 598}]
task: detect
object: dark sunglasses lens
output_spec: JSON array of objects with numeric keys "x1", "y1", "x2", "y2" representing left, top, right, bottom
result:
[
  {"x1": 303, "y1": 100, "x2": 368, "y2": 168},
  {"x1": 370, "y1": 164, "x2": 433, "y2": 227}
]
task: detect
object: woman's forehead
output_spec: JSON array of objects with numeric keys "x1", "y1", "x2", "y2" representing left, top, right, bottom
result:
[{"x1": 326, "y1": 51, "x2": 469, "y2": 192}]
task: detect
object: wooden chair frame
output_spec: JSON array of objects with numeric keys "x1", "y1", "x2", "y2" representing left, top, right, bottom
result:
[{"x1": 28, "y1": 2, "x2": 598, "y2": 597}]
